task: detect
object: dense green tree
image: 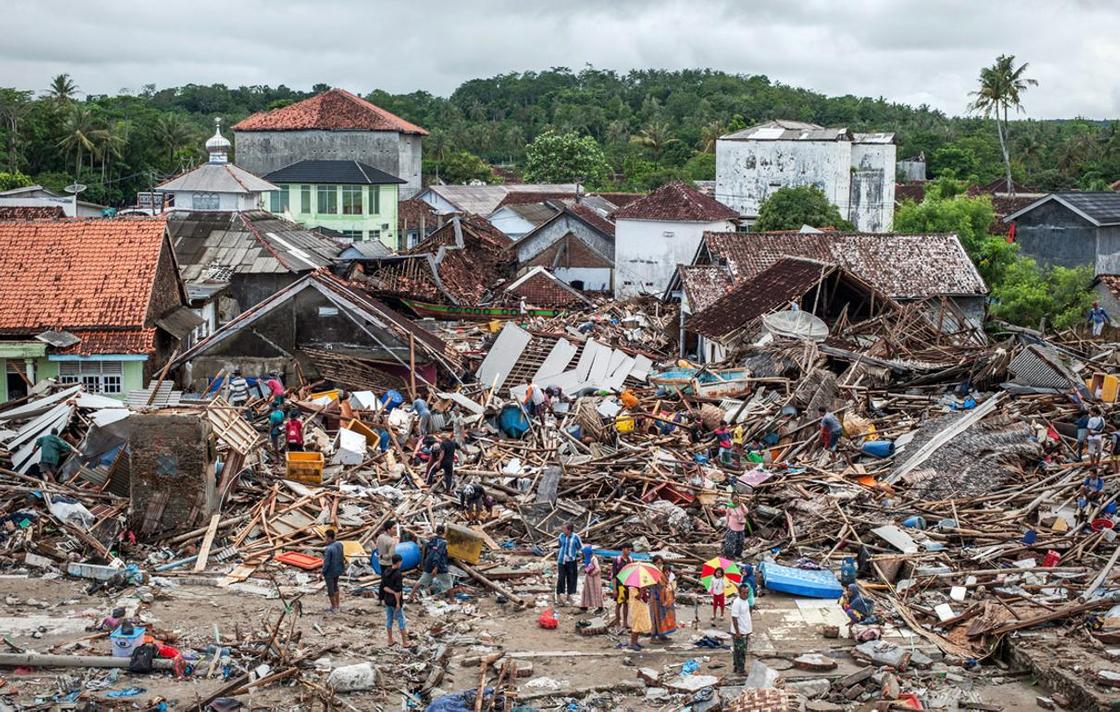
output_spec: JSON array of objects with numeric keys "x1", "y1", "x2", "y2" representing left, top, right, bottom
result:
[
  {"x1": 56, "y1": 105, "x2": 102, "y2": 178},
  {"x1": 892, "y1": 193, "x2": 1016, "y2": 286},
  {"x1": 440, "y1": 150, "x2": 495, "y2": 184},
  {"x1": 0, "y1": 171, "x2": 33, "y2": 190},
  {"x1": 990, "y1": 259, "x2": 1095, "y2": 330},
  {"x1": 755, "y1": 186, "x2": 852, "y2": 232},
  {"x1": 523, "y1": 130, "x2": 610, "y2": 186},
  {"x1": 969, "y1": 55, "x2": 1037, "y2": 193}
]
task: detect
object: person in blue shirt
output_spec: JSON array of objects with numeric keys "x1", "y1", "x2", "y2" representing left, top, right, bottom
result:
[
  {"x1": 321, "y1": 529, "x2": 345, "y2": 614},
  {"x1": 818, "y1": 407, "x2": 843, "y2": 452},
  {"x1": 1089, "y1": 301, "x2": 1110, "y2": 338},
  {"x1": 556, "y1": 523, "x2": 583, "y2": 607},
  {"x1": 1080, "y1": 470, "x2": 1106, "y2": 505},
  {"x1": 409, "y1": 525, "x2": 450, "y2": 602},
  {"x1": 268, "y1": 405, "x2": 285, "y2": 452}
]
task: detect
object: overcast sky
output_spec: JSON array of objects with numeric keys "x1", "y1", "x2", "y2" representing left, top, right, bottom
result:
[{"x1": 3, "y1": 0, "x2": 1118, "y2": 119}]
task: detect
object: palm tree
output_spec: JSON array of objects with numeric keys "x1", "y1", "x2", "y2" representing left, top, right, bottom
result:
[
  {"x1": 969, "y1": 55, "x2": 1037, "y2": 194},
  {"x1": 98, "y1": 120, "x2": 129, "y2": 181},
  {"x1": 629, "y1": 119, "x2": 680, "y2": 160},
  {"x1": 152, "y1": 114, "x2": 196, "y2": 165},
  {"x1": 47, "y1": 74, "x2": 79, "y2": 105},
  {"x1": 56, "y1": 105, "x2": 101, "y2": 178},
  {"x1": 699, "y1": 120, "x2": 727, "y2": 153}
]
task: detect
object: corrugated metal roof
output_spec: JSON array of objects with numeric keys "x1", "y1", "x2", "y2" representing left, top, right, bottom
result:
[
  {"x1": 1004, "y1": 192, "x2": 1120, "y2": 227},
  {"x1": 263, "y1": 160, "x2": 404, "y2": 185},
  {"x1": 157, "y1": 162, "x2": 278, "y2": 194},
  {"x1": 425, "y1": 184, "x2": 579, "y2": 215},
  {"x1": 721, "y1": 120, "x2": 849, "y2": 142},
  {"x1": 169, "y1": 210, "x2": 343, "y2": 281}
]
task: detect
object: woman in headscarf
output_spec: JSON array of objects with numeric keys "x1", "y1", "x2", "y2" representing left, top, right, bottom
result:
[
  {"x1": 579, "y1": 545, "x2": 604, "y2": 613},
  {"x1": 648, "y1": 555, "x2": 677, "y2": 640}
]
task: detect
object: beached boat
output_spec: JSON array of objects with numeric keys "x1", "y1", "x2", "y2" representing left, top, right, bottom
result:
[{"x1": 649, "y1": 367, "x2": 751, "y2": 397}]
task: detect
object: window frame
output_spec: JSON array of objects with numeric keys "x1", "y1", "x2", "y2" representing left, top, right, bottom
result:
[
  {"x1": 341, "y1": 185, "x2": 364, "y2": 215},
  {"x1": 316, "y1": 185, "x2": 338, "y2": 214},
  {"x1": 269, "y1": 188, "x2": 289, "y2": 213},
  {"x1": 300, "y1": 185, "x2": 311, "y2": 214},
  {"x1": 57, "y1": 361, "x2": 124, "y2": 395},
  {"x1": 368, "y1": 185, "x2": 380, "y2": 214},
  {"x1": 191, "y1": 192, "x2": 220, "y2": 210}
]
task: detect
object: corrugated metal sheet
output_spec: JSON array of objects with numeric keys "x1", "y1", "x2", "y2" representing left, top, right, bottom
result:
[{"x1": 157, "y1": 162, "x2": 278, "y2": 193}]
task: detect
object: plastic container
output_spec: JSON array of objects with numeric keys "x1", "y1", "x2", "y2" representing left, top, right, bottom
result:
[
  {"x1": 1042, "y1": 550, "x2": 1061, "y2": 568},
  {"x1": 110, "y1": 625, "x2": 146, "y2": 658},
  {"x1": 498, "y1": 404, "x2": 530, "y2": 438},
  {"x1": 861, "y1": 440, "x2": 895, "y2": 458},
  {"x1": 285, "y1": 451, "x2": 324, "y2": 484},
  {"x1": 380, "y1": 390, "x2": 405, "y2": 412},
  {"x1": 1022, "y1": 529, "x2": 1038, "y2": 545},
  {"x1": 369, "y1": 540, "x2": 421, "y2": 575},
  {"x1": 615, "y1": 415, "x2": 636, "y2": 433},
  {"x1": 445, "y1": 523, "x2": 483, "y2": 565}
]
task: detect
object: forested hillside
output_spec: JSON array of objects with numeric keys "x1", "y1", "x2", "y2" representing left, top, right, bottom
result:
[{"x1": 2, "y1": 67, "x2": 1118, "y2": 206}]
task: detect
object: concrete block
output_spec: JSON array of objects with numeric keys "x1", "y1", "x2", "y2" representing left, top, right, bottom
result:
[
  {"x1": 787, "y1": 679, "x2": 831, "y2": 699},
  {"x1": 792, "y1": 653, "x2": 837, "y2": 672},
  {"x1": 637, "y1": 667, "x2": 660, "y2": 686}
]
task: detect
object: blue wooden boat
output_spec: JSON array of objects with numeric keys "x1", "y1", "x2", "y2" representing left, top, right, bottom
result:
[
  {"x1": 650, "y1": 367, "x2": 750, "y2": 397},
  {"x1": 760, "y1": 561, "x2": 843, "y2": 598}
]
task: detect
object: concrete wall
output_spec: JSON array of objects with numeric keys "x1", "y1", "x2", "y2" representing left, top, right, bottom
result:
[
  {"x1": 553, "y1": 267, "x2": 612, "y2": 292},
  {"x1": 234, "y1": 129, "x2": 421, "y2": 199},
  {"x1": 127, "y1": 414, "x2": 216, "y2": 536},
  {"x1": 1013, "y1": 201, "x2": 1098, "y2": 270},
  {"x1": 715, "y1": 139, "x2": 851, "y2": 219},
  {"x1": 228, "y1": 273, "x2": 301, "y2": 316},
  {"x1": 614, "y1": 218, "x2": 734, "y2": 298},
  {"x1": 849, "y1": 142, "x2": 896, "y2": 232},
  {"x1": 1094, "y1": 225, "x2": 1120, "y2": 275},
  {"x1": 171, "y1": 190, "x2": 260, "y2": 212}
]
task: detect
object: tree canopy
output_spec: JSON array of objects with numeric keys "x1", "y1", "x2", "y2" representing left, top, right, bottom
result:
[
  {"x1": 523, "y1": 130, "x2": 610, "y2": 186},
  {"x1": 755, "y1": 186, "x2": 852, "y2": 232}
]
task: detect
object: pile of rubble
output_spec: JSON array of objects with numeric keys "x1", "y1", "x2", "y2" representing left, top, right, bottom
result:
[{"x1": 0, "y1": 303, "x2": 1119, "y2": 711}]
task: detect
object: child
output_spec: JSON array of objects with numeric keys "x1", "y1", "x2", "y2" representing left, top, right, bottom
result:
[{"x1": 709, "y1": 567, "x2": 727, "y2": 623}]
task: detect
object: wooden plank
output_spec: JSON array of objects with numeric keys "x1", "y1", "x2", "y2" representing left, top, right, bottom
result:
[{"x1": 193, "y1": 513, "x2": 222, "y2": 573}]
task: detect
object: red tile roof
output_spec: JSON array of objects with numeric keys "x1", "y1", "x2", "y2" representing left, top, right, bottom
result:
[
  {"x1": 0, "y1": 217, "x2": 170, "y2": 353},
  {"x1": 592, "y1": 192, "x2": 644, "y2": 208},
  {"x1": 504, "y1": 268, "x2": 590, "y2": 308},
  {"x1": 233, "y1": 88, "x2": 429, "y2": 135},
  {"x1": 0, "y1": 206, "x2": 65, "y2": 219},
  {"x1": 612, "y1": 181, "x2": 739, "y2": 222},
  {"x1": 678, "y1": 266, "x2": 734, "y2": 314},
  {"x1": 495, "y1": 191, "x2": 577, "y2": 209}
]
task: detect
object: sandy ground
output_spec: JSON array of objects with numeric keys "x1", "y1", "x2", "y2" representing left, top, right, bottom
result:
[{"x1": 0, "y1": 569, "x2": 1051, "y2": 710}]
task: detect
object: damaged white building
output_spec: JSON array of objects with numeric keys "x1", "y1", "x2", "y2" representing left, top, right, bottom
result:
[{"x1": 715, "y1": 120, "x2": 896, "y2": 233}]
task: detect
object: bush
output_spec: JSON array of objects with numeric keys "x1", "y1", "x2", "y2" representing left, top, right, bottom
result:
[{"x1": 755, "y1": 185, "x2": 852, "y2": 232}]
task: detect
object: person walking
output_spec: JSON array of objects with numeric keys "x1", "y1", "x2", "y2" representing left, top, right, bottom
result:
[
  {"x1": 556, "y1": 523, "x2": 582, "y2": 606},
  {"x1": 380, "y1": 554, "x2": 409, "y2": 648},
  {"x1": 428, "y1": 435, "x2": 458, "y2": 493},
  {"x1": 579, "y1": 545, "x2": 604, "y2": 613},
  {"x1": 721, "y1": 496, "x2": 749, "y2": 560},
  {"x1": 1089, "y1": 301, "x2": 1110, "y2": 338},
  {"x1": 322, "y1": 529, "x2": 345, "y2": 614},
  {"x1": 729, "y1": 583, "x2": 753, "y2": 674},
  {"x1": 1087, "y1": 410, "x2": 1107, "y2": 466},
  {"x1": 609, "y1": 543, "x2": 633, "y2": 632},
  {"x1": 409, "y1": 525, "x2": 450, "y2": 602}
]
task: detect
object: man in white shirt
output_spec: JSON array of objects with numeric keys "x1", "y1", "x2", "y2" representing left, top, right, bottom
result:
[{"x1": 729, "y1": 583, "x2": 753, "y2": 674}]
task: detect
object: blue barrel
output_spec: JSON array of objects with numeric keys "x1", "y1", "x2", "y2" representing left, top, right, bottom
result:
[
  {"x1": 370, "y1": 540, "x2": 421, "y2": 575},
  {"x1": 380, "y1": 389, "x2": 405, "y2": 412},
  {"x1": 498, "y1": 404, "x2": 530, "y2": 438},
  {"x1": 861, "y1": 440, "x2": 895, "y2": 458}
]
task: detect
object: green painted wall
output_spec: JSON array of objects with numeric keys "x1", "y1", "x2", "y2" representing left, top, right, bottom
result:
[
  {"x1": 0, "y1": 358, "x2": 145, "y2": 403},
  {"x1": 273, "y1": 183, "x2": 400, "y2": 249}
]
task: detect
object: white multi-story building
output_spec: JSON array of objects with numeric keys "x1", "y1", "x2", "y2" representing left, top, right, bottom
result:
[{"x1": 715, "y1": 120, "x2": 896, "y2": 233}]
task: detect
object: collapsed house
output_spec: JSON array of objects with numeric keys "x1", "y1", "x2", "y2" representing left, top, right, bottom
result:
[
  {"x1": 168, "y1": 209, "x2": 345, "y2": 319},
  {"x1": 172, "y1": 270, "x2": 461, "y2": 392},
  {"x1": 509, "y1": 201, "x2": 617, "y2": 293},
  {"x1": 0, "y1": 217, "x2": 199, "y2": 402}
]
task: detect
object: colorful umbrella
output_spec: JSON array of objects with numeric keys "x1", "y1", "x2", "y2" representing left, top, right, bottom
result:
[
  {"x1": 699, "y1": 557, "x2": 742, "y2": 591},
  {"x1": 616, "y1": 561, "x2": 662, "y2": 588}
]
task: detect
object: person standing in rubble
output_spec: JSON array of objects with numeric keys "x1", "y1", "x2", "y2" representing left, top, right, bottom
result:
[
  {"x1": 649, "y1": 556, "x2": 677, "y2": 640},
  {"x1": 322, "y1": 529, "x2": 344, "y2": 614},
  {"x1": 1088, "y1": 301, "x2": 1110, "y2": 338},
  {"x1": 626, "y1": 585, "x2": 652, "y2": 651},
  {"x1": 610, "y1": 543, "x2": 633, "y2": 632},
  {"x1": 729, "y1": 583, "x2": 753, "y2": 674},
  {"x1": 1087, "y1": 410, "x2": 1107, "y2": 466},
  {"x1": 428, "y1": 434, "x2": 458, "y2": 492},
  {"x1": 409, "y1": 524, "x2": 451, "y2": 601},
  {"x1": 818, "y1": 406, "x2": 843, "y2": 452},
  {"x1": 380, "y1": 553, "x2": 409, "y2": 648},
  {"x1": 555, "y1": 523, "x2": 583, "y2": 607},
  {"x1": 268, "y1": 402, "x2": 286, "y2": 452},
  {"x1": 32, "y1": 428, "x2": 77, "y2": 481},
  {"x1": 579, "y1": 545, "x2": 604, "y2": 613},
  {"x1": 285, "y1": 408, "x2": 305, "y2": 452},
  {"x1": 265, "y1": 372, "x2": 285, "y2": 404},
  {"x1": 228, "y1": 369, "x2": 250, "y2": 406},
  {"x1": 720, "y1": 495, "x2": 750, "y2": 560},
  {"x1": 712, "y1": 421, "x2": 734, "y2": 465},
  {"x1": 375, "y1": 520, "x2": 398, "y2": 565}
]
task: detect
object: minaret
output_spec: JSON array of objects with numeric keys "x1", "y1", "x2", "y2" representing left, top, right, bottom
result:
[{"x1": 205, "y1": 118, "x2": 231, "y2": 164}]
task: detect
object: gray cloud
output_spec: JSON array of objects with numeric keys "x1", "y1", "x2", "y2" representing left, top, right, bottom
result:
[{"x1": 2, "y1": 0, "x2": 1118, "y2": 119}]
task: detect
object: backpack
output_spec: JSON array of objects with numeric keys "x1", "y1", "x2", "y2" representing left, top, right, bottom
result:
[{"x1": 128, "y1": 643, "x2": 157, "y2": 673}]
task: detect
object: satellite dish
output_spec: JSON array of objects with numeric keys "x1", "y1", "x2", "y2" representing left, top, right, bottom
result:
[
  {"x1": 762, "y1": 309, "x2": 829, "y2": 341},
  {"x1": 64, "y1": 183, "x2": 87, "y2": 194}
]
